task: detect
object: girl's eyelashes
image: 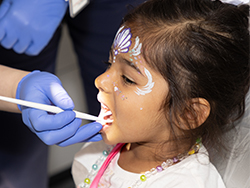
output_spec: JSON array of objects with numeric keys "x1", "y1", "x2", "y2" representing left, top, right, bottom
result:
[
  {"x1": 103, "y1": 61, "x2": 136, "y2": 85},
  {"x1": 121, "y1": 75, "x2": 136, "y2": 85}
]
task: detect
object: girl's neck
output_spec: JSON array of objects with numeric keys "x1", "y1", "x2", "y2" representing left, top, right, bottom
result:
[
  {"x1": 118, "y1": 143, "x2": 166, "y2": 173},
  {"x1": 117, "y1": 140, "x2": 194, "y2": 174}
]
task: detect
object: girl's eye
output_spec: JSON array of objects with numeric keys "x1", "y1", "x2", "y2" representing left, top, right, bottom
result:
[{"x1": 122, "y1": 75, "x2": 136, "y2": 85}]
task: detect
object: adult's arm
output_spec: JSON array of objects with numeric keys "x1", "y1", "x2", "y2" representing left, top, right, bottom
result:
[
  {"x1": 0, "y1": 65, "x2": 29, "y2": 112},
  {"x1": 17, "y1": 70, "x2": 102, "y2": 146},
  {"x1": 0, "y1": 65, "x2": 103, "y2": 146}
]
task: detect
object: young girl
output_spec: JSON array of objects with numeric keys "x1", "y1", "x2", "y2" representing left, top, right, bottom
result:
[{"x1": 72, "y1": 0, "x2": 249, "y2": 187}]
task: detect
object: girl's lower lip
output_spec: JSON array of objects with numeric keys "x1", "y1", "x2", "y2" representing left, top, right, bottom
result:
[
  {"x1": 100, "y1": 124, "x2": 111, "y2": 133},
  {"x1": 100, "y1": 116, "x2": 114, "y2": 131}
]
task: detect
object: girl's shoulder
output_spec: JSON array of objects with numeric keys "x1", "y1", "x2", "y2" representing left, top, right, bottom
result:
[
  {"x1": 147, "y1": 146, "x2": 226, "y2": 188},
  {"x1": 106, "y1": 145, "x2": 226, "y2": 188},
  {"x1": 72, "y1": 143, "x2": 226, "y2": 188}
]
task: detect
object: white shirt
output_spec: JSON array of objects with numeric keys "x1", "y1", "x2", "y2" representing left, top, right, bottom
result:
[{"x1": 72, "y1": 141, "x2": 226, "y2": 188}]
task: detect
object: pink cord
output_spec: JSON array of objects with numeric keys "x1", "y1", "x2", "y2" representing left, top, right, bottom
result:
[{"x1": 90, "y1": 143, "x2": 125, "y2": 188}]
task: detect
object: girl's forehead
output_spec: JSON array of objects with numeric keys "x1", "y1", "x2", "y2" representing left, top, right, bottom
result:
[
  {"x1": 112, "y1": 26, "x2": 142, "y2": 53},
  {"x1": 111, "y1": 26, "x2": 160, "y2": 75},
  {"x1": 113, "y1": 26, "x2": 141, "y2": 45},
  {"x1": 111, "y1": 26, "x2": 143, "y2": 64}
]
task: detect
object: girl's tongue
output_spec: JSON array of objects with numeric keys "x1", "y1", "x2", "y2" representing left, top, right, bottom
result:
[{"x1": 97, "y1": 103, "x2": 113, "y2": 126}]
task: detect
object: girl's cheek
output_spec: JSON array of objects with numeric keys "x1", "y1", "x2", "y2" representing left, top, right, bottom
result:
[{"x1": 113, "y1": 82, "x2": 128, "y2": 101}]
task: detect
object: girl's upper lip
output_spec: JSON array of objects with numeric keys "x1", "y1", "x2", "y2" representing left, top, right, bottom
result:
[
  {"x1": 97, "y1": 94, "x2": 110, "y2": 111},
  {"x1": 101, "y1": 103, "x2": 109, "y2": 110}
]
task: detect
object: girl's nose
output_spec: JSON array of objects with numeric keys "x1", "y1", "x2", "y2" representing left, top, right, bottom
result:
[{"x1": 95, "y1": 71, "x2": 112, "y2": 93}]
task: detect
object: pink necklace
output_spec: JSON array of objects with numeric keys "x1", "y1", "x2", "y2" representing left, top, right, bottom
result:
[{"x1": 78, "y1": 138, "x2": 202, "y2": 188}]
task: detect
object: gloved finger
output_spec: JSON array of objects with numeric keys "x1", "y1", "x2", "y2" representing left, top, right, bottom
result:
[
  {"x1": 22, "y1": 112, "x2": 36, "y2": 133},
  {"x1": 24, "y1": 108, "x2": 77, "y2": 131},
  {"x1": 59, "y1": 133, "x2": 103, "y2": 147},
  {"x1": 36, "y1": 118, "x2": 82, "y2": 145},
  {"x1": 0, "y1": 27, "x2": 5, "y2": 41},
  {"x1": 49, "y1": 82, "x2": 74, "y2": 110},
  {"x1": 57, "y1": 122, "x2": 103, "y2": 147},
  {"x1": 83, "y1": 133, "x2": 103, "y2": 142},
  {"x1": 0, "y1": 27, "x2": 18, "y2": 49},
  {"x1": 13, "y1": 35, "x2": 31, "y2": 54},
  {"x1": 0, "y1": 0, "x2": 11, "y2": 19},
  {"x1": 25, "y1": 40, "x2": 46, "y2": 56}
]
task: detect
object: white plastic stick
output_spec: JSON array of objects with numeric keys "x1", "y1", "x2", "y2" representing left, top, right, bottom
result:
[{"x1": 0, "y1": 95, "x2": 100, "y2": 121}]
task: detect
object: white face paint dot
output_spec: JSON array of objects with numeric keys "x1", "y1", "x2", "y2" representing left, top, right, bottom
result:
[{"x1": 114, "y1": 86, "x2": 119, "y2": 91}]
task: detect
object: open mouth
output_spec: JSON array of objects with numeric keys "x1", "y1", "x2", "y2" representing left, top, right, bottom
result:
[{"x1": 97, "y1": 103, "x2": 113, "y2": 128}]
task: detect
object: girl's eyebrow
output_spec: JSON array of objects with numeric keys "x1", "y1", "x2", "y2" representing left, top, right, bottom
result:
[
  {"x1": 120, "y1": 56, "x2": 144, "y2": 76},
  {"x1": 109, "y1": 46, "x2": 144, "y2": 76}
]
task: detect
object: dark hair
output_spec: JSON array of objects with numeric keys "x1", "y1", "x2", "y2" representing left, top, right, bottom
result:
[{"x1": 123, "y1": 0, "x2": 249, "y2": 157}]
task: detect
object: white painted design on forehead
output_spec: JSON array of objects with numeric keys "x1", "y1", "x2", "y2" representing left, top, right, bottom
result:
[
  {"x1": 131, "y1": 36, "x2": 142, "y2": 56},
  {"x1": 113, "y1": 27, "x2": 132, "y2": 55},
  {"x1": 135, "y1": 67, "x2": 155, "y2": 95},
  {"x1": 114, "y1": 26, "x2": 124, "y2": 42}
]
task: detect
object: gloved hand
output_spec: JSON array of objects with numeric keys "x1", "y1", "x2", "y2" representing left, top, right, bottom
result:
[
  {"x1": 16, "y1": 71, "x2": 103, "y2": 146},
  {"x1": 0, "y1": 0, "x2": 68, "y2": 55}
]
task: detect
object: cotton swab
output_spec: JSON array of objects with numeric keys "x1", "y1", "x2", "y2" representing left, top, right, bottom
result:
[{"x1": 0, "y1": 95, "x2": 107, "y2": 122}]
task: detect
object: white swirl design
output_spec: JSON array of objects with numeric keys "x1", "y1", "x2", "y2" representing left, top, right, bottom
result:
[
  {"x1": 131, "y1": 36, "x2": 142, "y2": 56},
  {"x1": 135, "y1": 67, "x2": 155, "y2": 95}
]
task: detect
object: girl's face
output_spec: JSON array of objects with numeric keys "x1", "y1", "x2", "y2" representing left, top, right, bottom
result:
[{"x1": 95, "y1": 27, "x2": 170, "y2": 146}]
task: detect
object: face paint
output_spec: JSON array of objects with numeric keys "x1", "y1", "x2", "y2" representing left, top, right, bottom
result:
[
  {"x1": 112, "y1": 26, "x2": 155, "y2": 97},
  {"x1": 131, "y1": 36, "x2": 142, "y2": 56},
  {"x1": 113, "y1": 26, "x2": 124, "y2": 43},
  {"x1": 121, "y1": 95, "x2": 127, "y2": 100},
  {"x1": 113, "y1": 84, "x2": 121, "y2": 95},
  {"x1": 111, "y1": 26, "x2": 133, "y2": 100},
  {"x1": 135, "y1": 67, "x2": 155, "y2": 96},
  {"x1": 113, "y1": 27, "x2": 132, "y2": 63},
  {"x1": 129, "y1": 34, "x2": 155, "y2": 96},
  {"x1": 113, "y1": 82, "x2": 127, "y2": 100}
]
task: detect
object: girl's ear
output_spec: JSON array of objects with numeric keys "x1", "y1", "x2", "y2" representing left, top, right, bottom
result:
[{"x1": 178, "y1": 98, "x2": 210, "y2": 130}]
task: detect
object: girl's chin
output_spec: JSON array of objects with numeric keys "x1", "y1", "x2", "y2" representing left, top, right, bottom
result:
[
  {"x1": 100, "y1": 130, "x2": 120, "y2": 146},
  {"x1": 101, "y1": 135, "x2": 117, "y2": 146}
]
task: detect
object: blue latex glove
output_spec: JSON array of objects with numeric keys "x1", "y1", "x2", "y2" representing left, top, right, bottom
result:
[
  {"x1": 0, "y1": 0, "x2": 68, "y2": 55},
  {"x1": 16, "y1": 71, "x2": 103, "y2": 146}
]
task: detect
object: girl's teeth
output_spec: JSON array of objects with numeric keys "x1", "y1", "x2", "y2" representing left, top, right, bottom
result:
[
  {"x1": 102, "y1": 119, "x2": 113, "y2": 124},
  {"x1": 104, "y1": 111, "x2": 112, "y2": 116},
  {"x1": 97, "y1": 103, "x2": 113, "y2": 125},
  {"x1": 97, "y1": 119, "x2": 113, "y2": 124}
]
